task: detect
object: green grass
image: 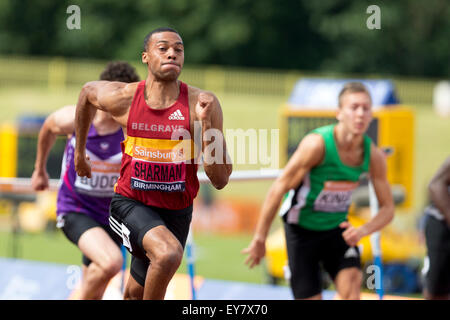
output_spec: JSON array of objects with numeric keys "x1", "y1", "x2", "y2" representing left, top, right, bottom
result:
[
  {"x1": 0, "y1": 229, "x2": 81, "y2": 265},
  {"x1": 177, "y1": 231, "x2": 266, "y2": 283}
]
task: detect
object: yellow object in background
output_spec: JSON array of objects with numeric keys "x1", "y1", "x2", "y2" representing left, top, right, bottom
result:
[
  {"x1": 0, "y1": 123, "x2": 18, "y2": 177},
  {"x1": 17, "y1": 191, "x2": 58, "y2": 233},
  {"x1": 0, "y1": 199, "x2": 13, "y2": 216},
  {"x1": 18, "y1": 202, "x2": 47, "y2": 233},
  {"x1": 265, "y1": 227, "x2": 288, "y2": 280},
  {"x1": 375, "y1": 107, "x2": 415, "y2": 208},
  {"x1": 37, "y1": 191, "x2": 57, "y2": 222}
]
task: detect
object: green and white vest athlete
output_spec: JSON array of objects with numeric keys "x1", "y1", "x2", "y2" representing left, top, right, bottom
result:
[{"x1": 280, "y1": 124, "x2": 372, "y2": 231}]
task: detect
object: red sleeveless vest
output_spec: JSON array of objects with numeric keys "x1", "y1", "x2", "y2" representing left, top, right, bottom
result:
[{"x1": 115, "y1": 80, "x2": 199, "y2": 210}]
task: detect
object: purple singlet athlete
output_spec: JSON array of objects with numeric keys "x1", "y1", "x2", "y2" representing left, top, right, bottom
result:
[{"x1": 57, "y1": 125, "x2": 124, "y2": 226}]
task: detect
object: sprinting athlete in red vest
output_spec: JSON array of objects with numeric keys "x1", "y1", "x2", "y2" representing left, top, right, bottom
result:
[{"x1": 74, "y1": 27, "x2": 232, "y2": 300}]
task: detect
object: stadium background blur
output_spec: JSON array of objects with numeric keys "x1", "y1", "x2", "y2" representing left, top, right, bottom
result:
[{"x1": 0, "y1": 0, "x2": 449, "y2": 298}]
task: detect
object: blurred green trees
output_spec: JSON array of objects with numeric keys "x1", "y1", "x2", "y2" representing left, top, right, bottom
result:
[{"x1": 0, "y1": 0, "x2": 448, "y2": 77}]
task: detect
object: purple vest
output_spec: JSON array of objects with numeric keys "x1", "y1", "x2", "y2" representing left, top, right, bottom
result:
[{"x1": 56, "y1": 125, "x2": 124, "y2": 225}]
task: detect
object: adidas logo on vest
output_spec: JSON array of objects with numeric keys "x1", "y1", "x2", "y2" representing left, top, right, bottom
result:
[{"x1": 168, "y1": 109, "x2": 185, "y2": 120}]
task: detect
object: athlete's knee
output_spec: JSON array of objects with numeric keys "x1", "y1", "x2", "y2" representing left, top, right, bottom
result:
[
  {"x1": 338, "y1": 285, "x2": 360, "y2": 300},
  {"x1": 151, "y1": 244, "x2": 183, "y2": 272},
  {"x1": 336, "y1": 268, "x2": 362, "y2": 299},
  {"x1": 98, "y1": 254, "x2": 123, "y2": 279},
  {"x1": 124, "y1": 284, "x2": 144, "y2": 300}
]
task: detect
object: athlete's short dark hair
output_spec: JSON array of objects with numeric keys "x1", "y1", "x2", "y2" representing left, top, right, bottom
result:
[
  {"x1": 99, "y1": 61, "x2": 140, "y2": 83},
  {"x1": 338, "y1": 82, "x2": 372, "y2": 107},
  {"x1": 143, "y1": 27, "x2": 181, "y2": 51}
]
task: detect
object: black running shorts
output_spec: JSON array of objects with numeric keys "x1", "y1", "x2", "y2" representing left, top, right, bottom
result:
[
  {"x1": 109, "y1": 193, "x2": 192, "y2": 287},
  {"x1": 58, "y1": 211, "x2": 122, "y2": 266},
  {"x1": 283, "y1": 219, "x2": 361, "y2": 299},
  {"x1": 424, "y1": 214, "x2": 450, "y2": 296}
]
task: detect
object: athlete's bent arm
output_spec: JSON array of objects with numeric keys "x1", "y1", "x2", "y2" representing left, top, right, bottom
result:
[
  {"x1": 242, "y1": 134, "x2": 324, "y2": 268},
  {"x1": 428, "y1": 156, "x2": 450, "y2": 227},
  {"x1": 31, "y1": 105, "x2": 77, "y2": 191},
  {"x1": 341, "y1": 146, "x2": 395, "y2": 246},
  {"x1": 74, "y1": 81, "x2": 133, "y2": 178},
  {"x1": 195, "y1": 91, "x2": 232, "y2": 190}
]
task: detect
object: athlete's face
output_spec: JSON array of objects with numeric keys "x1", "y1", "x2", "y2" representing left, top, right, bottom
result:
[
  {"x1": 337, "y1": 92, "x2": 372, "y2": 135},
  {"x1": 142, "y1": 32, "x2": 184, "y2": 81}
]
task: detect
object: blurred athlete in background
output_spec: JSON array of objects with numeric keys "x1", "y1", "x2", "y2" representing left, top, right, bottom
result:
[
  {"x1": 243, "y1": 82, "x2": 394, "y2": 300},
  {"x1": 31, "y1": 61, "x2": 140, "y2": 299},
  {"x1": 422, "y1": 156, "x2": 450, "y2": 300}
]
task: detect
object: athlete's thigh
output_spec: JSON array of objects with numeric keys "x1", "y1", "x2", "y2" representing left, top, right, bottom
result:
[
  {"x1": 334, "y1": 267, "x2": 362, "y2": 294},
  {"x1": 60, "y1": 211, "x2": 98, "y2": 245},
  {"x1": 109, "y1": 194, "x2": 182, "y2": 287},
  {"x1": 140, "y1": 224, "x2": 186, "y2": 265},
  {"x1": 78, "y1": 226, "x2": 123, "y2": 267},
  {"x1": 321, "y1": 227, "x2": 361, "y2": 280},
  {"x1": 60, "y1": 212, "x2": 121, "y2": 266},
  {"x1": 159, "y1": 205, "x2": 192, "y2": 250},
  {"x1": 109, "y1": 193, "x2": 166, "y2": 260},
  {"x1": 139, "y1": 204, "x2": 193, "y2": 256}
]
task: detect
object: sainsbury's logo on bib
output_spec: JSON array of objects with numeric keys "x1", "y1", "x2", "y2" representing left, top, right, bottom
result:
[
  {"x1": 133, "y1": 145, "x2": 186, "y2": 163},
  {"x1": 127, "y1": 137, "x2": 192, "y2": 193}
]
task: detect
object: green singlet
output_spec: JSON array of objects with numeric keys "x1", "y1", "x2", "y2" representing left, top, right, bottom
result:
[{"x1": 279, "y1": 124, "x2": 372, "y2": 231}]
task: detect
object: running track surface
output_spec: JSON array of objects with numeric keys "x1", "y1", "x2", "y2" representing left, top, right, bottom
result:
[{"x1": 0, "y1": 258, "x2": 420, "y2": 300}]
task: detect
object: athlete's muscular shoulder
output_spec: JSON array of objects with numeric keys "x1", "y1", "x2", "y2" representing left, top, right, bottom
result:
[
  {"x1": 83, "y1": 81, "x2": 139, "y2": 126},
  {"x1": 296, "y1": 134, "x2": 325, "y2": 169},
  {"x1": 47, "y1": 105, "x2": 77, "y2": 136},
  {"x1": 279, "y1": 133, "x2": 324, "y2": 190}
]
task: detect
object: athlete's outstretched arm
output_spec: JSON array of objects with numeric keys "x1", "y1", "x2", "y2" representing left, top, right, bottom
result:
[
  {"x1": 428, "y1": 156, "x2": 450, "y2": 227},
  {"x1": 74, "y1": 81, "x2": 134, "y2": 178},
  {"x1": 242, "y1": 134, "x2": 324, "y2": 268},
  {"x1": 340, "y1": 145, "x2": 395, "y2": 246},
  {"x1": 195, "y1": 91, "x2": 232, "y2": 190},
  {"x1": 31, "y1": 105, "x2": 76, "y2": 191}
]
